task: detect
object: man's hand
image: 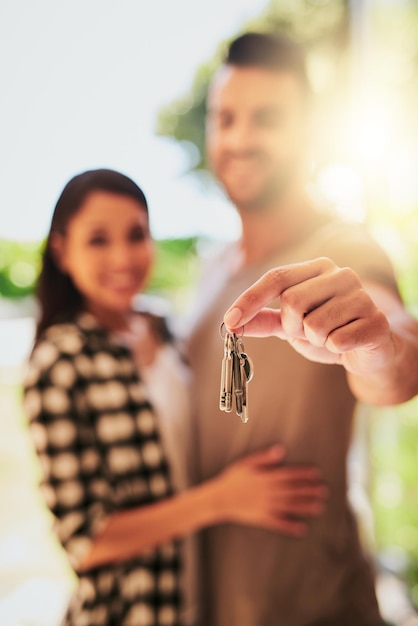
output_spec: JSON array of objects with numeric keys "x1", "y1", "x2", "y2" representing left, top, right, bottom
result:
[
  {"x1": 223, "y1": 256, "x2": 418, "y2": 406},
  {"x1": 224, "y1": 257, "x2": 395, "y2": 378}
]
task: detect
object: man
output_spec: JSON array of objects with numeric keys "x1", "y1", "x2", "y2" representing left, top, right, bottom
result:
[{"x1": 185, "y1": 32, "x2": 418, "y2": 626}]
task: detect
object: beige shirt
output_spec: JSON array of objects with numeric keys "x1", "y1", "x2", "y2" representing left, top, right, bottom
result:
[{"x1": 184, "y1": 216, "x2": 399, "y2": 626}]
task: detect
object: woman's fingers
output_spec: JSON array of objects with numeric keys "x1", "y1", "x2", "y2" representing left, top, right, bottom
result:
[{"x1": 242, "y1": 444, "x2": 287, "y2": 467}]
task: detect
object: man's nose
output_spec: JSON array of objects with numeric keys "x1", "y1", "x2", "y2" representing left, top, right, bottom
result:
[{"x1": 226, "y1": 121, "x2": 259, "y2": 151}]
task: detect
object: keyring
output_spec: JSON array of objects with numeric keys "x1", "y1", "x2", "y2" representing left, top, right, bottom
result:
[
  {"x1": 219, "y1": 322, "x2": 251, "y2": 423},
  {"x1": 219, "y1": 321, "x2": 244, "y2": 339}
]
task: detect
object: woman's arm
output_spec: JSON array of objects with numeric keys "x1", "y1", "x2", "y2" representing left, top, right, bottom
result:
[
  {"x1": 81, "y1": 445, "x2": 328, "y2": 570},
  {"x1": 24, "y1": 334, "x2": 327, "y2": 574}
]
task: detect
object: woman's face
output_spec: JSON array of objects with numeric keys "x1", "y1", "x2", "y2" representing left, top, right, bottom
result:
[{"x1": 53, "y1": 190, "x2": 154, "y2": 327}]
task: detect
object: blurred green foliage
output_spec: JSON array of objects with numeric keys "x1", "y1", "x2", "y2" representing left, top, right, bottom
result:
[
  {"x1": 148, "y1": 236, "x2": 200, "y2": 313},
  {"x1": 156, "y1": 0, "x2": 351, "y2": 172},
  {"x1": 149, "y1": 236, "x2": 198, "y2": 292},
  {"x1": 0, "y1": 237, "x2": 200, "y2": 302},
  {"x1": 373, "y1": 409, "x2": 418, "y2": 562},
  {"x1": 0, "y1": 240, "x2": 41, "y2": 299},
  {"x1": 371, "y1": 395, "x2": 418, "y2": 607}
]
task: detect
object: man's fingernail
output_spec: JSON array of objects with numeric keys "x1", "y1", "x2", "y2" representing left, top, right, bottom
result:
[{"x1": 224, "y1": 307, "x2": 242, "y2": 327}]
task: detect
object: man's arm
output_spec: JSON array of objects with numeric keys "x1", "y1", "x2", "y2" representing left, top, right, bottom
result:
[
  {"x1": 347, "y1": 280, "x2": 418, "y2": 405},
  {"x1": 223, "y1": 257, "x2": 418, "y2": 406}
]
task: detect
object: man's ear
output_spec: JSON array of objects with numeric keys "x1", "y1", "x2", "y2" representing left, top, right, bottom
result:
[{"x1": 49, "y1": 232, "x2": 67, "y2": 272}]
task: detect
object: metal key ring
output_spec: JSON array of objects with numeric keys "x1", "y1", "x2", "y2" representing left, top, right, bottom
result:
[{"x1": 219, "y1": 321, "x2": 244, "y2": 339}]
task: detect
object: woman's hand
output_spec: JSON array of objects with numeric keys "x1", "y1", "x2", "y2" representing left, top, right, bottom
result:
[
  {"x1": 211, "y1": 445, "x2": 328, "y2": 537},
  {"x1": 79, "y1": 445, "x2": 327, "y2": 570}
]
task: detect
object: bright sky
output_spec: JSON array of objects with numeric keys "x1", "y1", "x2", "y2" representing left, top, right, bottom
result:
[{"x1": 0, "y1": 0, "x2": 268, "y2": 242}]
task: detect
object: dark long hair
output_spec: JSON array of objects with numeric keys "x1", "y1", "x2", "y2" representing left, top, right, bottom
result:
[{"x1": 35, "y1": 168, "x2": 148, "y2": 341}]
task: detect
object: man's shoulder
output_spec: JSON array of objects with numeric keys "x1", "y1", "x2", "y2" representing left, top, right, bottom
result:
[
  {"x1": 298, "y1": 214, "x2": 399, "y2": 290},
  {"x1": 305, "y1": 212, "x2": 374, "y2": 245}
]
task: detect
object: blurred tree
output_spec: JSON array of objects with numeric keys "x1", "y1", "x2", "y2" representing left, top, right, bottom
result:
[
  {"x1": 155, "y1": 0, "x2": 418, "y2": 311},
  {"x1": 0, "y1": 240, "x2": 41, "y2": 300},
  {"x1": 0, "y1": 237, "x2": 199, "y2": 303},
  {"x1": 156, "y1": 0, "x2": 351, "y2": 173},
  {"x1": 148, "y1": 236, "x2": 200, "y2": 313}
]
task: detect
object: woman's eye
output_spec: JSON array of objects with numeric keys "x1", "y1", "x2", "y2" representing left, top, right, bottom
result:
[
  {"x1": 88, "y1": 235, "x2": 108, "y2": 246},
  {"x1": 129, "y1": 227, "x2": 147, "y2": 242}
]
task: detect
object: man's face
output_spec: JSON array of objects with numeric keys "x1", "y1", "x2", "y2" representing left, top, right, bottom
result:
[{"x1": 206, "y1": 65, "x2": 310, "y2": 212}]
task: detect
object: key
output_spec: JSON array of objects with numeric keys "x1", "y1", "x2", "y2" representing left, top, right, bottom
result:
[
  {"x1": 239, "y1": 370, "x2": 248, "y2": 423},
  {"x1": 224, "y1": 333, "x2": 234, "y2": 412},
  {"x1": 236, "y1": 338, "x2": 253, "y2": 423},
  {"x1": 219, "y1": 332, "x2": 228, "y2": 410},
  {"x1": 219, "y1": 332, "x2": 234, "y2": 412},
  {"x1": 240, "y1": 352, "x2": 254, "y2": 383},
  {"x1": 233, "y1": 345, "x2": 244, "y2": 416},
  {"x1": 219, "y1": 334, "x2": 227, "y2": 411},
  {"x1": 219, "y1": 337, "x2": 228, "y2": 411}
]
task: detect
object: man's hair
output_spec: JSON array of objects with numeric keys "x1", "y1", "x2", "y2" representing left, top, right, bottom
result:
[{"x1": 225, "y1": 31, "x2": 310, "y2": 96}]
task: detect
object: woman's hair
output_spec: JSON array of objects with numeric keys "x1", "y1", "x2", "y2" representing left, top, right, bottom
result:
[{"x1": 35, "y1": 168, "x2": 149, "y2": 341}]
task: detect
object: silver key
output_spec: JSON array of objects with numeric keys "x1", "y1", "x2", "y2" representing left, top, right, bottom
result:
[
  {"x1": 220, "y1": 332, "x2": 234, "y2": 412},
  {"x1": 233, "y1": 346, "x2": 244, "y2": 416},
  {"x1": 236, "y1": 339, "x2": 253, "y2": 423}
]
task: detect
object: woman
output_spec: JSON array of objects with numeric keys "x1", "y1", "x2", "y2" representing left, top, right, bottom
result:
[{"x1": 23, "y1": 168, "x2": 327, "y2": 626}]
